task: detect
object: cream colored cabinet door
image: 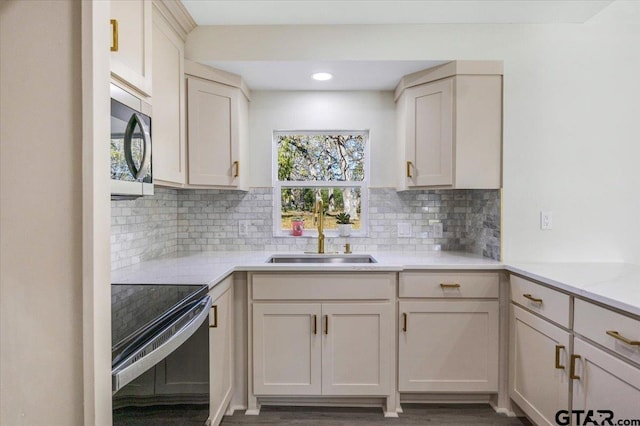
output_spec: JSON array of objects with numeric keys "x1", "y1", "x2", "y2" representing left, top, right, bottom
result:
[
  {"x1": 209, "y1": 285, "x2": 233, "y2": 426},
  {"x1": 510, "y1": 305, "x2": 571, "y2": 426},
  {"x1": 572, "y1": 338, "x2": 640, "y2": 421},
  {"x1": 398, "y1": 300, "x2": 498, "y2": 392},
  {"x1": 321, "y1": 303, "x2": 392, "y2": 396},
  {"x1": 151, "y1": 6, "x2": 185, "y2": 185},
  {"x1": 404, "y1": 78, "x2": 454, "y2": 187},
  {"x1": 252, "y1": 303, "x2": 322, "y2": 395},
  {"x1": 397, "y1": 65, "x2": 503, "y2": 190},
  {"x1": 187, "y1": 77, "x2": 240, "y2": 187},
  {"x1": 111, "y1": 0, "x2": 152, "y2": 96}
]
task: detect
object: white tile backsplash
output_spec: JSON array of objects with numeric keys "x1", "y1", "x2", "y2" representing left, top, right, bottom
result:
[{"x1": 111, "y1": 187, "x2": 500, "y2": 270}]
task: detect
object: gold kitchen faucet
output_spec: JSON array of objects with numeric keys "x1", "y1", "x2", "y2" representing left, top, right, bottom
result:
[{"x1": 313, "y1": 199, "x2": 325, "y2": 254}]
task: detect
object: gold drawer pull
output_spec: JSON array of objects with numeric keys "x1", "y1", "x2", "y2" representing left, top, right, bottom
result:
[
  {"x1": 209, "y1": 304, "x2": 218, "y2": 328},
  {"x1": 440, "y1": 283, "x2": 461, "y2": 289},
  {"x1": 402, "y1": 313, "x2": 407, "y2": 332},
  {"x1": 324, "y1": 315, "x2": 328, "y2": 335},
  {"x1": 606, "y1": 330, "x2": 640, "y2": 346},
  {"x1": 569, "y1": 354, "x2": 581, "y2": 380},
  {"x1": 523, "y1": 293, "x2": 543, "y2": 304},
  {"x1": 555, "y1": 345, "x2": 565, "y2": 370},
  {"x1": 110, "y1": 19, "x2": 118, "y2": 52},
  {"x1": 406, "y1": 161, "x2": 412, "y2": 178},
  {"x1": 233, "y1": 160, "x2": 240, "y2": 178}
]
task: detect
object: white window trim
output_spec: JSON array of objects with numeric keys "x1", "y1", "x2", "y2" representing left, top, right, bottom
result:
[{"x1": 272, "y1": 130, "x2": 370, "y2": 238}]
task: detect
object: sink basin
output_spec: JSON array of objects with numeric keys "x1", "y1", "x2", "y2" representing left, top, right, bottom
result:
[{"x1": 266, "y1": 254, "x2": 377, "y2": 264}]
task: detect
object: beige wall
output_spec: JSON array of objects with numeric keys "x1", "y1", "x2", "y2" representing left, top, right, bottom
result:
[
  {"x1": 1, "y1": 1, "x2": 84, "y2": 424},
  {"x1": 186, "y1": 1, "x2": 640, "y2": 264}
]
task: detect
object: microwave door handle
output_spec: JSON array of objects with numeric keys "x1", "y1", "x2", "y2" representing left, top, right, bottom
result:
[
  {"x1": 112, "y1": 295, "x2": 211, "y2": 393},
  {"x1": 138, "y1": 115, "x2": 151, "y2": 179},
  {"x1": 123, "y1": 113, "x2": 151, "y2": 180}
]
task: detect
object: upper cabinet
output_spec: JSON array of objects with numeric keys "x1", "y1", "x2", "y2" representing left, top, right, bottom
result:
[
  {"x1": 186, "y1": 61, "x2": 250, "y2": 190},
  {"x1": 111, "y1": 0, "x2": 153, "y2": 97},
  {"x1": 151, "y1": 2, "x2": 187, "y2": 186},
  {"x1": 396, "y1": 61, "x2": 503, "y2": 190}
]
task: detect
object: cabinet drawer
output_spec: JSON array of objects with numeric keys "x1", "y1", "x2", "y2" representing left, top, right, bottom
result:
[
  {"x1": 399, "y1": 272, "x2": 499, "y2": 298},
  {"x1": 574, "y1": 299, "x2": 640, "y2": 366},
  {"x1": 251, "y1": 273, "x2": 395, "y2": 300},
  {"x1": 510, "y1": 275, "x2": 570, "y2": 328}
]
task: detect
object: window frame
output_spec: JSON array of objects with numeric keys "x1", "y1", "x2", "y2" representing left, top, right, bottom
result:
[{"x1": 272, "y1": 130, "x2": 370, "y2": 238}]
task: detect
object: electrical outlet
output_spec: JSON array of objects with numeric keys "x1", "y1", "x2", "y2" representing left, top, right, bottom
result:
[
  {"x1": 239, "y1": 220, "x2": 250, "y2": 236},
  {"x1": 397, "y1": 223, "x2": 412, "y2": 238},
  {"x1": 432, "y1": 222, "x2": 443, "y2": 238},
  {"x1": 540, "y1": 211, "x2": 553, "y2": 230}
]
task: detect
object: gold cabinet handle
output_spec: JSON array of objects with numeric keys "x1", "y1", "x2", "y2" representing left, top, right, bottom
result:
[
  {"x1": 569, "y1": 354, "x2": 581, "y2": 380},
  {"x1": 209, "y1": 304, "x2": 218, "y2": 328},
  {"x1": 523, "y1": 293, "x2": 543, "y2": 304},
  {"x1": 440, "y1": 283, "x2": 461, "y2": 289},
  {"x1": 110, "y1": 19, "x2": 118, "y2": 52},
  {"x1": 555, "y1": 345, "x2": 565, "y2": 370},
  {"x1": 324, "y1": 315, "x2": 328, "y2": 335},
  {"x1": 313, "y1": 315, "x2": 317, "y2": 335},
  {"x1": 406, "y1": 161, "x2": 413, "y2": 178},
  {"x1": 233, "y1": 161, "x2": 240, "y2": 178},
  {"x1": 402, "y1": 313, "x2": 407, "y2": 332},
  {"x1": 606, "y1": 330, "x2": 640, "y2": 346}
]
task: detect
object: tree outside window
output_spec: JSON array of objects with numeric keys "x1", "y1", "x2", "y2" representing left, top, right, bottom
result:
[{"x1": 273, "y1": 131, "x2": 368, "y2": 236}]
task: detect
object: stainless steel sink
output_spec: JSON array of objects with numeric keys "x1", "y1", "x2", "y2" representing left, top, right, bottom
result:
[{"x1": 266, "y1": 254, "x2": 377, "y2": 264}]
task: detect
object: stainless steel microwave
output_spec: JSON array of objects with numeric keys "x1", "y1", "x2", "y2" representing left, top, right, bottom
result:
[{"x1": 110, "y1": 84, "x2": 153, "y2": 199}]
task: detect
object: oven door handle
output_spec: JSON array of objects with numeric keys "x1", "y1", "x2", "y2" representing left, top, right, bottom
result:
[{"x1": 112, "y1": 295, "x2": 211, "y2": 393}]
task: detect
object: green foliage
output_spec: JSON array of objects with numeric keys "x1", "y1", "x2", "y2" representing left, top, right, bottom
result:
[
  {"x1": 276, "y1": 132, "x2": 365, "y2": 229},
  {"x1": 335, "y1": 213, "x2": 351, "y2": 225},
  {"x1": 276, "y1": 134, "x2": 365, "y2": 182}
]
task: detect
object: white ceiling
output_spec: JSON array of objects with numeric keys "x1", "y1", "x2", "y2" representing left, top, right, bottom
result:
[
  {"x1": 181, "y1": 0, "x2": 614, "y2": 91},
  {"x1": 203, "y1": 60, "x2": 448, "y2": 90},
  {"x1": 181, "y1": 1, "x2": 614, "y2": 26}
]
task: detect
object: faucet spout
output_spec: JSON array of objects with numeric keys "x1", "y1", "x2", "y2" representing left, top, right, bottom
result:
[{"x1": 314, "y1": 199, "x2": 325, "y2": 254}]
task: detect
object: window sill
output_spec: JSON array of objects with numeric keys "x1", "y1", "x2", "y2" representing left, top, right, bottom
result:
[{"x1": 274, "y1": 231, "x2": 368, "y2": 239}]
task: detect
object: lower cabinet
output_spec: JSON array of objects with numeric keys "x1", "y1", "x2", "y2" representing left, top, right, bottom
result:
[
  {"x1": 398, "y1": 300, "x2": 499, "y2": 392},
  {"x1": 509, "y1": 275, "x2": 640, "y2": 426},
  {"x1": 249, "y1": 271, "x2": 396, "y2": 414},
  {"x1": 510, "y1": 304, "x2": 571, "y2": 426},
  {"x1": 252, "y1": 302, "x2": 392, "y2": 396},
  {"x1": 252, "y1": 303, "x2": 322, "y2": 395},
  {"x1": 571, "y1": 337, "x2": 640, "y2": 420},
  {"x1": 209, "y1": 278, "x2": 234, "y2": 426},
  {"x1": 397, "y1": 271, "x2": 500, "y2": 394},
  {"x1": 321, "y1": 303, "x2": 392, "y2": 395}
]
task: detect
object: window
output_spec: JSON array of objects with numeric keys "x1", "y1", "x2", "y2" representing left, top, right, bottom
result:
[{"x1": 273, "y1": 130, "x2": 369, "y2": 236}]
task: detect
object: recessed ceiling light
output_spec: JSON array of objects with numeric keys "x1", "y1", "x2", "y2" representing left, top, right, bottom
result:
[{"x1": 312, "y1": 72, "x2": 333, "y2": 81}]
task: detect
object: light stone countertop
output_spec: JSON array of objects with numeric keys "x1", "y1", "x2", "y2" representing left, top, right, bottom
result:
[
  {"x1": 111, "y1": 251, "x2": 640, "y2": 317},
  {"x1": 110, "y1": 250, "x2": 502, "y2": 288},
  {"x1": 506, "y1": 262, "x2": 640, "y2": 317}
]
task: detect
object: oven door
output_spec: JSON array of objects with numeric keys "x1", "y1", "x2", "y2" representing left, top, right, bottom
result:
[{"x1": 112, "y1": 296, "x2": 210, "y2": 425}]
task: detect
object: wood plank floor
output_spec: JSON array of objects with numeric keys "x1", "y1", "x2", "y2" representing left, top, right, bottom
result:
[{"x1": 221, "y1": 404, "x2": 533, "y2": 425}]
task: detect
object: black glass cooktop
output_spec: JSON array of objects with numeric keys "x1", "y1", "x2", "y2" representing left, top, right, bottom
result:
[{"x1": 111, "y1": 284, "x2": 208, "y2": 366}]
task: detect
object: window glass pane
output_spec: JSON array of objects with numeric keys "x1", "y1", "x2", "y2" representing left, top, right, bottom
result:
[
  {"x1": 277, "y1": 134, "x2": 365, "y2": 182},
  {"x1": 280, "y1": 187, "x2": 362, "y2": 231}
]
